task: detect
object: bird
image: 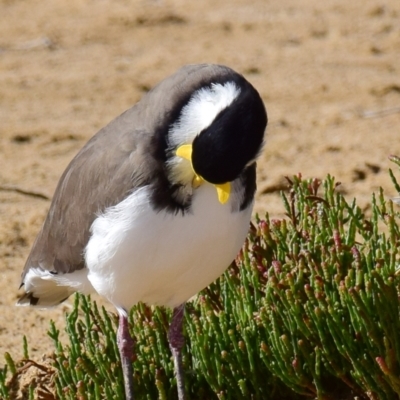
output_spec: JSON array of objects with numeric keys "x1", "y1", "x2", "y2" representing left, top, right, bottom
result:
[{"x1": 17, "y1": 63, "x2": 268, "y2": 400}]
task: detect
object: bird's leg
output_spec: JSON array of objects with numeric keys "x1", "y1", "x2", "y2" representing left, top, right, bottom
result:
[
  {"x1": 168, "y1": 303, "x2": 187, "y2": 400},
  {"x1": 117, "y1": 311, "x2": 135, "y2": 400}
]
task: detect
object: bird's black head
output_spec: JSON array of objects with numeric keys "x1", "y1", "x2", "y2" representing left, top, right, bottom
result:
[
  {"x1": 166, "y1": 66, "x2": 268, "y2": 206},
  {"x1": 191, "y1": 77, "x2": 267, "y2": 185}
]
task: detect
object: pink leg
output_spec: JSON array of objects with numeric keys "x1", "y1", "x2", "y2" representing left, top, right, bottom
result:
[
  {"x1": 117, "y1": 311, "x2": 135, "y2": 400},
  {"x1": 168, "y1": 303, "x2": 187, "y2": 400}
]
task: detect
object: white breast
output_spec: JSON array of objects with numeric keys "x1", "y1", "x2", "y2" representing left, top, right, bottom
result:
[{"x1": 85, "y1": 183, "x2": 252, "y2": 310}]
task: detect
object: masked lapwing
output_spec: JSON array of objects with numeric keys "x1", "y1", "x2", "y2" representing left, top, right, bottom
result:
[{"x1": 18, "y1": 64, "x2": 268, "y2": 400}]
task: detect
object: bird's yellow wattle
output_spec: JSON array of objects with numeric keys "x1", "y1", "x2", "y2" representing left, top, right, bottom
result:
[
  {"x1": 175, "y1": 144, "x2": 193, "y2": 161},
  {"x1": 192, "y1": 174, "x2": 204, "y2": 188},
  {"x1": 176, "y1": 144, "x2": 231, "y2": 204},
  {"x1": 214, "y1": 182, "x2": 231, "y2": 205}
]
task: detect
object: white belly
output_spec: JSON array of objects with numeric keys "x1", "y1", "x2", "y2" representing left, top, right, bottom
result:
[{"x1": 85, "y1": 183, "x2": 252, "y2": 310}]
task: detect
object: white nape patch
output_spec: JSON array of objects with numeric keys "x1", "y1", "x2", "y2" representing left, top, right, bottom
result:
[
  {"x1": 21, "y1": 267, "x2": 94, "y2": 307},
  {"x1": 167, "y1": 81, "x2": 241, "y2": 185},
  {"x1": 168, "y1": 81, "x2": 241, "y2": 149},
  {"x1": 85, "y1": 183, "x2": 252, "y2": 311}
]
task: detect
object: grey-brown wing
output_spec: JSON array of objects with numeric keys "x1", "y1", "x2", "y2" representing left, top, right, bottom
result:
[{"x1": 21, "y1": 105, "x2": 160, "y2": 280}]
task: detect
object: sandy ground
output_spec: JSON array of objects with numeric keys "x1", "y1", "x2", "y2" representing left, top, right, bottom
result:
[{"x1": 0, "y1": 0, "x2": 399, "y2": 367}]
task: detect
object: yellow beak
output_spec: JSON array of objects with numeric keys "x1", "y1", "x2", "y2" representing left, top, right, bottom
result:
[{"x1": 176, "y1": 144, "x2": 231, "y2": 204}]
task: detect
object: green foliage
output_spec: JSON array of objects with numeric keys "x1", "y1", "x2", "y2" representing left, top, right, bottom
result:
[
  {"x1": 2, "y1": 162, "x2": 400, "y2": 399},
  {"x1": 258, "y1": 176, "x2": 400, "y2": 400},
  {"x1": 0, "y1": 356, "x2": 11, "y2": 399},
  {"x1": 47, "y1": 294, "x2": 293, "y2": 400}
]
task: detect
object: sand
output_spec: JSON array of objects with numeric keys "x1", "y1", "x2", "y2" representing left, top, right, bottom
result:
[{"x1": 0, "y1": 0, "x2": 399, "y2": 367}]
